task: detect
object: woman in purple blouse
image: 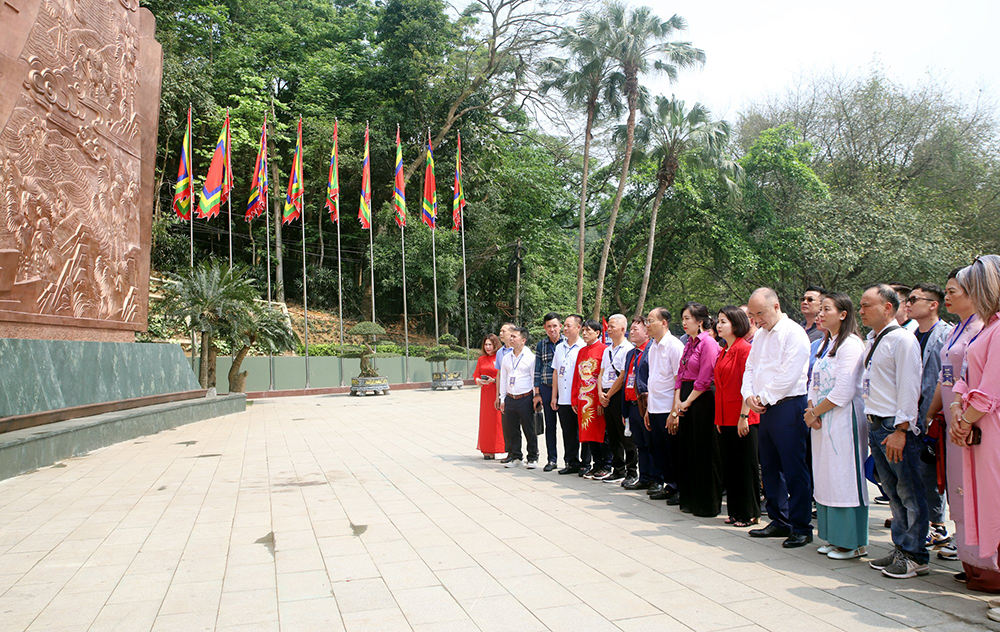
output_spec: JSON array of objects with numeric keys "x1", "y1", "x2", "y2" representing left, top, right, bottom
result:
[{"x1": 669, "y1": 302, "x2": 723, "y2": 517}]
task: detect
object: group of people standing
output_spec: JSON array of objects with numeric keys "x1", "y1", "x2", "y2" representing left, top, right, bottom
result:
[{"x1": 471, "y1": 254, "x2": 1000, "y2": 621}]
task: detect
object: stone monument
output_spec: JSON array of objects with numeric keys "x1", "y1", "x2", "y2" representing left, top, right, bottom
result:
[{"x1": 0, "y1": 0, "x2": 162, "y2": 342}]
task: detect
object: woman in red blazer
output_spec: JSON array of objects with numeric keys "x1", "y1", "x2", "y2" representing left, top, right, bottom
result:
[{"x1": 714, "y1": 306, "x2": 761, "y2": 527}]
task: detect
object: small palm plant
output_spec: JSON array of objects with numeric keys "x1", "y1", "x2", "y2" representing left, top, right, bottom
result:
[{"x1": 225, "y1": 302, "x2": 298, "y2": 393}]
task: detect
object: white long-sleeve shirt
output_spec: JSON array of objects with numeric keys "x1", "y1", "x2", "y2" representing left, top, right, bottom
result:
[
  {"x1": 860, "y1": 326, "x2": 922, "y2": 431},
  {"x1": 551, "y1": 338, "x2": 584, "y2": 405},
  {"x1": 500, "y1": 348, "x2": 535, "y2": 399},
  {"x1": 645, "y1": 331, "x2": 684, "y2": 414},
  {"x1": 741, "y1": 314, "x2": 811, "y2": 405}
]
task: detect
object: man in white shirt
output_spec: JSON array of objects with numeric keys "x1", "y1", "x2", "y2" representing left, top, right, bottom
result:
[
  {"x1": 741, "y1": 287, "x2": 812, "y2": 547},
  {"x1": 643, "y1": 307, "x2": 685, "y2": 501},
  {"x1": 551, "y1": 314, "x2": 585, "y2": 474},
  {"x1": 859, "y1": 284, "x2": 927, "y2": 579},
  {"x1": 598, "y1": 314, "x2": 635, "y2": 483},
  {"x1": 499, "y1": 327, "x2": 538, "y2": 469}
]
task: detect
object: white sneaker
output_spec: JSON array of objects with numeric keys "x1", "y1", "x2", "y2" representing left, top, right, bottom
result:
[
  {"x1": 827, "y1": 546, "x2": 866, "y2": 560},
  {"x1": 504, "y1": 459, "x2": 522, "y2": 469},
  {"x1": 525, "y1": 460, "x2": 537, "y2": 469},
  {"x1": 988, "y1": 608, "x2": 1000, "y2": 623},
  {"x1": 937, "y1": 543, "x2": 958, "y2": 560},
  {"x1": 817, "y1": 545, "x2": 835, "y2": 555}
]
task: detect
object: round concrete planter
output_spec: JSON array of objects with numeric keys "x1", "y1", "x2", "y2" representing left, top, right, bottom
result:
[
  {"x1": 350, "y1": 376, "x2": 390, "y2": 396},
  {"x1": 431, "y1": 371, "x2": 464, "y2": 391}
]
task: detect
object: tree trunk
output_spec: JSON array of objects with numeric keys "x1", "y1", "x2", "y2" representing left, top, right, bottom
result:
[
  {"x1": 268, "y1": 103, "x2": 285, "y2": 303},
  {"x1": 592, "y1": 78, "x2": 639, "y2": 320},
  {"x1": 228, "y1": 343, "x2": 252, "y2": 393},
  {"x1": 634, "y1": 175, "x2": 670, "y2": 319},
  {"x1": 576, "y1": 102, "x2": 596, "y2": 313},
  {"x1": 198, "y1": 331, "x2": 212, "y2": 388},
  {"x1": 207, "y1": 345, "x2": 218, "y2": 389}
]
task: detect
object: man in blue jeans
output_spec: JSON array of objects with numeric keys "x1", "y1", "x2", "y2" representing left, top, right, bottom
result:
[
  {"x1": 859, "y1": 284, "x2": 926, "y2": 579},
  {"x1": 533, "y1": 313, "x2": 564, "y2": 472}
]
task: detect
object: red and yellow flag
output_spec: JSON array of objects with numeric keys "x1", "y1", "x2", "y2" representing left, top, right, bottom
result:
[
  {"x1": 197, "y1": 111, "x2": 233, "y2": 220},
  {"x1": 172, "y1": 106, "x2": 194, "y2": 220},
  {"x1": 453, "y1": 131, "x2": 466, "y2": 231},
  {"x1": 394, "y1": 125, "x2": 406, "y2": 228},
  {"x1": 283, "y1": 116, "x2": 303, "y2": 224},
  {"x1": 358, "y1": 123, "x2": 372, "y2": 229},
  {"x1": 422, "y1": 131, "x2": 436, "y2": 229},
  {"x1": 326, "y1": 120, "x2": 339, "y2": 223},
  {"x1": 245, "y1": 115, "x2": 269, "y2": 221}
]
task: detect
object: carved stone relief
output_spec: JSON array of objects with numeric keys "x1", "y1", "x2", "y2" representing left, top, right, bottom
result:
[{"x1": 0, "y1": 0, "x2": 161, "y2": 336}]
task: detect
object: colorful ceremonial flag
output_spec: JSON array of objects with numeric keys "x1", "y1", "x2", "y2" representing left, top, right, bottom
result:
[
  {"x1": 196, "y1": 112, "x2": 232, "y2": 220},
  {"x1": 422, "y1": 131, "x2": 436, "y2": 229},
  {"x1": 393, "y1": 125, "x2": 406, "y2": 228},
  {"x1": 283, "y1": 116, "x2": 303, "y2": 224},
  {"x1": 245, "y1": 115, "x2": 269, "y2": 221},
  {"x1": 172, "y1": 106, "x2": 194, "y2": 220},
  {"x1": 453, "y1": 131, "x2": 466, "y2": 231},
  {"x1": 358, "y1": 124, "x2": 372, "y2": 229},
  {"x1": 326, "y1": 120, "x2": 339, "y2": 222}
]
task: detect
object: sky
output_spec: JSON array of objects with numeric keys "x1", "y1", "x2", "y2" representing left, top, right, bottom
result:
[{"x1": 629, "y1": 0, "x2": 1000, "y2": 122}]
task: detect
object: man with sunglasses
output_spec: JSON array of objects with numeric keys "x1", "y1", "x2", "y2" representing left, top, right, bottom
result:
[
  {"x1": 800, "y1": 286, "x2": 827, "y2": 343},
  {"x1": 906, "y1": 283, "x2": 954, "y2": 552}
]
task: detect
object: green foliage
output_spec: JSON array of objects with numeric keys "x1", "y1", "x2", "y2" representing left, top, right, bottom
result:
[{"x1": 347, "y1": 321, "x2": 386, "y2": 337}]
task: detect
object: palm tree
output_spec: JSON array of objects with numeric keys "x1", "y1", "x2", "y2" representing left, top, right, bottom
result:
[
  {"x1": 586, "y1": 2, "x2": 705, "y2": 319},
  {"x1": 540, "y1": 19, "x2": 625, "y2": 313},
  {"x1": 162, "y1": 261, "x2": 259, "y2": 388},
  {"x1": 226, "y1": 302, "x2": 298, "y2": 393},
  {"x1": 631, "y1": 96, "x2": 742, "y2": 317}
]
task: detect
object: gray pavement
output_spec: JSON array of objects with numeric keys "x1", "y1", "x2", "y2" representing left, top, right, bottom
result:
[{"x1": 0, "y1": 389, "x2": 995, "y2": 631}]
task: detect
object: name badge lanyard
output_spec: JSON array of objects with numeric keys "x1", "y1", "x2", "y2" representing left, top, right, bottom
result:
[
  {"x1": 945, "y1": 315, "x2": 975, "y2": 364},
  {"x1": 510, "y1": 352, "x2": 525, "y2": 386},
  {"x1": 961, "y1": 324, "x2": 989, "y2": 381},
  {"x1": 863, "y1": 326, "x2": 899, "y2": 398}
]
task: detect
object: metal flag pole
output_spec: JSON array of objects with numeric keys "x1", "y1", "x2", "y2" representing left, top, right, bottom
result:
[
  {"x1": 365, "y1": 121, "x2": 377, "y2": 372},
  {"x1": 226, "y1": 107, "x2": 233, "y2": 270},
  {"x1": 264, "y1": 111, "x2": 274, "y2": 391},
  {"x1": 334, "y1": 122, "x2": 345, "y2": 387},
  {"x1": 461, "y1": 208, "x2": 470, "y2": 378},
  {"x1": 188, "y1": 104, "x2": 197, "y2": 373},
  {"x1": 401, "y1": 225, "x2": 410, "y2": 382},
  {"x1": 299, "y1": 116, "x2": 310, "y2": 389},
  {"x1": 429, "y1": 128, "x2": 439, "y2": 342}
]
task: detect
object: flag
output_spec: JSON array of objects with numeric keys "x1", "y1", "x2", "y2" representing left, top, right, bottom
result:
[
  {"x1": 422, "y1": 131, "x2": 436, "y2": 229},
  {"x1": 196, "y1": 112, "x2": 232, "y2": 220},
  {"x1": 245, "y1": 115, "x2": 268, "y2": 221},
  {"x1": 283, "y1": 116, "x2": 303, "y2": 224},
  {"x1": 358, "y1": 123, "x2": 372, "y2": 229},
  {"x1": 602, "y1": 318, "x2": 609, "y2": 344},
  {"x1": 453, "y1": 131, "x2": 466, "y2": 231},
  {"x1": 393, "y1": 125, "x2": 406, "y2": 228},
  {"x1": 325, "y1": 120, "x2": 339, "y2": 222},
  {"x1": 172, "y1": 106, "x2": 194, "y2": 220}
]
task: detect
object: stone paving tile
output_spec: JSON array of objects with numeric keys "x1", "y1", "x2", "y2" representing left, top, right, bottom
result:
[{"x1": 1, "y1": 389, "x2": 998, "y2": 632}]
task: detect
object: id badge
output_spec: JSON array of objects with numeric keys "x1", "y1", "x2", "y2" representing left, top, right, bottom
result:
[
  {"x1": 626, "y1": 373, "x2": 635, "y2": 388},
  {"x1": 607, "y1": 368, "x2": 617, "y2": 381},
  {"x1": 509, "y1": 376, "x2": 516, "y2": 388},
  {"x1": 812, "y1": 370, "x2": 820, "y2": 387},
  {"x1": 862, "y1": 377, "x2": 870, "y2": 399},
  {"x1": 941, "y1": 364, "x2": 955, "y2": 387},
  {"x1": 559, "y1": 365, "x2": 565, "y2": 377},
  {"x1": 961, "y1": 357, "x2": 969, "y2": 382}
]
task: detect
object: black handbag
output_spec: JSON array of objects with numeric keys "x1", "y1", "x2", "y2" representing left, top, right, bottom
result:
[{"x1": 533, "y1": 406, "x2": 545, "y2": 435}]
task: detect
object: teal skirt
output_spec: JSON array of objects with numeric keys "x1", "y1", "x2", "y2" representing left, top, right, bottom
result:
[{"x1": 816, "y1": 503, "x2": 869, "y2": 550}]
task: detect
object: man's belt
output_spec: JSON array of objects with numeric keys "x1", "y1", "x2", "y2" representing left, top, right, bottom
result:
[
  {"x1": 770, "y1": 395, "x2": 805, "y2": 407},
  {"x1": 506, "y1": 392, "x2": 532, "y2": 400}
]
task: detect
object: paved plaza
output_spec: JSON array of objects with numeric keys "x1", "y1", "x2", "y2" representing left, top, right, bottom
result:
[{"x1": 0, "y1": 389, "x2": 995, "y2": 632}]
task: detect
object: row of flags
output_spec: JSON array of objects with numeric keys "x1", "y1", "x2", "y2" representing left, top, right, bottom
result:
[{"x1": 171, "y1": 109, "x2": 467, "y2": 233}]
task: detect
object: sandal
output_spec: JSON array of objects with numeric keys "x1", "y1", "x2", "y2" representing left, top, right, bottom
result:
[
  {"x1": 732, "y1": 518, "x2": 759, "y2": 528},
  {"x1": 724, "y1": 517, "x2": 736, "y2": 525}
]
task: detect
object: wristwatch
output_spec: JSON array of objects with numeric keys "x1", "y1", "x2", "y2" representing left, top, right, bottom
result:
[{"x1": 739, "y1": 414, "x2": 749, "y2": 419}]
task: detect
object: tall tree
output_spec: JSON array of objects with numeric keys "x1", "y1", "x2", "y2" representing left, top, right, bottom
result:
[
  {"x1": 540, "y1": 19, "x2": 624, "y2": 313},
  {"x1": 586, "y1": 2, "x2": 704, "y2": 319},
  {"x1": 631, "y1": 96, "x2": 740, "y2": 317}
]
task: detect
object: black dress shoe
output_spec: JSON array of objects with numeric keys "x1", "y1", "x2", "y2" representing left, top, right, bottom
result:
[
  {"x1": 500, "y1": 456, "x2": 514, "y2": 464},
  {"x1": 782, "y1": 533, "x2": 813, "y2": 548},
  {"x1": 646, "y1": 482, "x2": 665, "y2": 496},
  {"x1": 649, "y1": 488, "x2": 671, "y2": 500},
  {"x1": 665, "y1": 493, "x2": 681, "y2": 506},
  {"x1": 558, "y1": 465, "x2": 580, "y2": 475},
  {"x1": 622, "y1": 478, "x2": 646, "y2": 490},
  {"x1": 749, "y1": 522, "x2": 792, "y2": 538},
  {"x1": 543, "y1": 462, "x2": 556, "y2": 472}
]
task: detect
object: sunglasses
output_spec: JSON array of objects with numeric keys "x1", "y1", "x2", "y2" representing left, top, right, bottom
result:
[{"x1": 905, "y1": 296, "x2": 935, "y2": 305}]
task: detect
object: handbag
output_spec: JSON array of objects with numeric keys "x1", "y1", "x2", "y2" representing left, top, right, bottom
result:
[{"x1": 533, "y1": 406, "x2": 545, "y2": 435}]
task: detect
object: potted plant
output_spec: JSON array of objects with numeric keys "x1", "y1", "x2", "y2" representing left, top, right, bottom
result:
[
  {"x1": 426, "y1": 333, "x2": 465, "y2": 390},
  {"x1": 348, "y1": 321, "x2": 390, "y2": 396}
]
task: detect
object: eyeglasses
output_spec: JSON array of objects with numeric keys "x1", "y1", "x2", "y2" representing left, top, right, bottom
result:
[
  {"x1": 905, "y1": 296, "x2": 935, "y2": 305},
  {"x1": 801, "y1": 296, "x2": 816, "y2": 302}
]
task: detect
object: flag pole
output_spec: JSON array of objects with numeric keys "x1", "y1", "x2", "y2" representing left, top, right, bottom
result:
[
  {"x1": 335, "y1": 123, "x2": 345, "y2": 387},
  {"x1": 300, "y1": 115, "x2": 310, "y2": 389},
  {"x1": 460, "y1": 209, "x2": 470, "y2": 378},
  {"x1": 264, "y1": 110, "x2": 274, "y2": 391},
  {"x1": 399, "y1": 124, "x2": 410, "y2": 384},
  {"x1": 226, "y1": 107, "x2": 233, "y2": 270},
  {"x1": 429, "y1": 128, "x2": 440, "y2": 342},
  {"x1": 366, "y1": 122, "x2": 377, "y2": 373},
  {"x1": 188, "y1": 104, "x2": 197, "y2": 374}
]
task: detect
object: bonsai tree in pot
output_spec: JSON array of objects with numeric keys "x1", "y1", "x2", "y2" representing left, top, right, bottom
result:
[
  {"x1": 348, "y1": 321, "x2": 390, "y2": 395},
  {"x1": 426, "y1": 333, "x2": 466, "y2": 390}
]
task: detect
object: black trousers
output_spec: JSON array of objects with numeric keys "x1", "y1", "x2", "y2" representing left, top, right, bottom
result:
[
  {"x1": 647, "y1": 411, "x2": 678, "y2": 489},
  {"x1": 503, "y1": 395, "x2": 538, "y2": 462},
  {"x1": 676, "y1": 382, "x2": 722, "y2": 517},
  {"x1": 539, "y1": 384, "x2": 559, "y2": 464},
  {"x1": 605, "y1": 391, "x2": 637, "y2": 477},
  {"x1": 557, "y1": 404, "x2": 580, "y2": 467},
  {"x1": 718, "y1": 424, "x2": 761, "y2": 522}
]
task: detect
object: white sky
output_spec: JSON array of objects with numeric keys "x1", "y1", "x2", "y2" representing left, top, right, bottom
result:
[{"x1": 632, "y1": 0, "x2": 1000, "y2": 122}]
